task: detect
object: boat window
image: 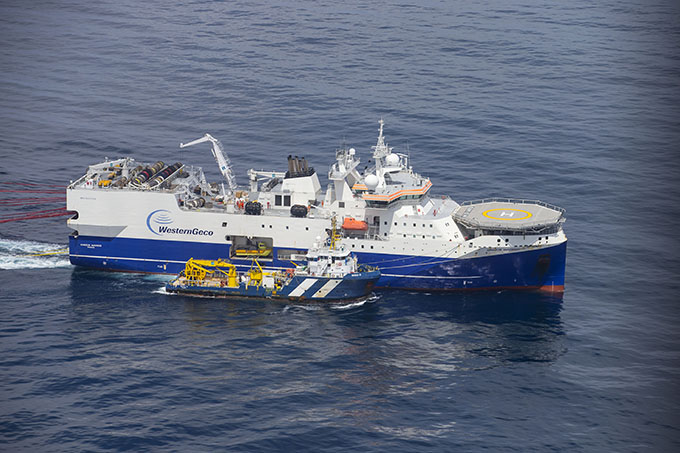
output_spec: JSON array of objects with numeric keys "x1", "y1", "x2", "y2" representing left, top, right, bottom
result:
[
  {"x1": 222, "y1": 222, "x2": 228, "y2": 227},
  {"x1": 339, "y1": 201, "x2": 345, "y2": 208},
  {"x1": 284, "y1": 195, "x2": 291, "y2": 207},
  {"x1": 275, "y1": 195, "x2": 282, "y2": 206}
]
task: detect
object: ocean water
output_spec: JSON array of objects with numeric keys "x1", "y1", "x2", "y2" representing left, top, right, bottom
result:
[{"x1": 1, "y1": 0, "x2": 679, "y2": 451}]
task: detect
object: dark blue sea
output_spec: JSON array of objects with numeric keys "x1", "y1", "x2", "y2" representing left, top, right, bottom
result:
[{"x1": 1, "y1": 0, "x2": 679, "y2": 451}]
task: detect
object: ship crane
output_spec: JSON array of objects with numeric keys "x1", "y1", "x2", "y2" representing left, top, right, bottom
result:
[{"x1": 180, "y1": 134, "x2": 237, "y2": 195}]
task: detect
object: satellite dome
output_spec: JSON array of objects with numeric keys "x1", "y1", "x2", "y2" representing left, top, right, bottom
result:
[
  {"x1": 364, "y1": 174, "x2": 379, "y2": 191},
  {"x1": 385, "y1": 153, "x2": 400, "y2": 166}
]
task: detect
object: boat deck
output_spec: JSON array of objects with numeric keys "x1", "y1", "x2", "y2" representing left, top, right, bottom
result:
[{"x1": 452, "y1": 198, "x2": 565, "y2": 233}]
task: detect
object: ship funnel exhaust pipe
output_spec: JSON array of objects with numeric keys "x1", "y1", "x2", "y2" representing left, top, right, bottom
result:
[{"x1": 287, "y1": 155, "x2": 295, "y2": 177}]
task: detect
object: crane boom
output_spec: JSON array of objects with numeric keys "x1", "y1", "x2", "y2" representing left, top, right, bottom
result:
[{"x1": 180, "y1": 134, "x2": 237, "y2": 194}]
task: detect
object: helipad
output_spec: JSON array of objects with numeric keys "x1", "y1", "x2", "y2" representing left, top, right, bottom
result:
[{"x1": 452, "y1": 198, "x2": 565, "y2": 233}]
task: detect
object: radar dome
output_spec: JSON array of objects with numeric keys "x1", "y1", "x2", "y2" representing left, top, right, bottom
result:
[
  {"x1": 364, "y1": 174, "x2": 379, "y2": 191},
  {"x1": 385, "y1": 153, "x2": 400, "y2": 166}
]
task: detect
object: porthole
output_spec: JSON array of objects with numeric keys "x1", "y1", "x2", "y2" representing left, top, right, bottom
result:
[{"x1": 222, "y1": 222, "x2": 228, "y2": 227}]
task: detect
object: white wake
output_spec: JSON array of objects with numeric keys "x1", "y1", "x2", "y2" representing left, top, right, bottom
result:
[{"x1": 0, "y1": 238, "x2": 71, "y2": 270}]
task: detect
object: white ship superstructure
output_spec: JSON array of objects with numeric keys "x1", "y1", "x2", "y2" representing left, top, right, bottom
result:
[{"x1": 67, "y1": 120, "x2": 567, "y2": 291}]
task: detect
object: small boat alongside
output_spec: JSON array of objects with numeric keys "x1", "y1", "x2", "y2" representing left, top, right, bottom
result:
[{"x1": 166, "y1": 222, "x2": 379, "y2": 301}]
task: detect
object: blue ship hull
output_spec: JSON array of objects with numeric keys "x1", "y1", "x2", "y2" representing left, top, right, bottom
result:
[{"x1": 69, "y1": 235, "x2": 566, "y2": 291}]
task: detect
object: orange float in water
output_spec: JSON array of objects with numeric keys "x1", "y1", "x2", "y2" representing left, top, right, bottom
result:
[{"x1": 342, "y1": 217, "x2": 368, "y2": 231}]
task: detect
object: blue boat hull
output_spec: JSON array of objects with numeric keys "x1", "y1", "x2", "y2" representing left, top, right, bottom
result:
[
  {"x1": 166, "y1": 270, "x2": 380, "y2": 301},
  {"x1": 69, "y1": 235, "x2": 566, "y2": 292}
]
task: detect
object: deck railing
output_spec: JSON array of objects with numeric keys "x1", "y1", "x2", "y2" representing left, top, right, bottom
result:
[{"x1": 459, "y1": 198, "x2": 566, "y2": 214}]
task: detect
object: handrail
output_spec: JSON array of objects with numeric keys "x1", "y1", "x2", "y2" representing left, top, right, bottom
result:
[{"x1": 459, "y1": 198, "x2": 566, "y2": 214}]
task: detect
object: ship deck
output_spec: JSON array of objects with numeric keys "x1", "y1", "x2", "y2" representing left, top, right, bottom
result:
[{"x1": 452, "y1": 198, "x2": 565, "y2": 232}]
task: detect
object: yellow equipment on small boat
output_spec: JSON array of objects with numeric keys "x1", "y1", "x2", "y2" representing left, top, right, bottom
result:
[{"x1": 183, "y1": 258, "x2": 239, "y2": 287}]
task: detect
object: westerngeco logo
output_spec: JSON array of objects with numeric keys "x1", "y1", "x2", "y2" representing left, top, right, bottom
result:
[{"x1": 146, "y1": 209, "x2": 214, "y2": 237}]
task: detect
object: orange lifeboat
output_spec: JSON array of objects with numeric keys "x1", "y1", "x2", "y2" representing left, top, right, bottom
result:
[{"x1": 342, "y1": 217, "x2": 368, "y2": 231}]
